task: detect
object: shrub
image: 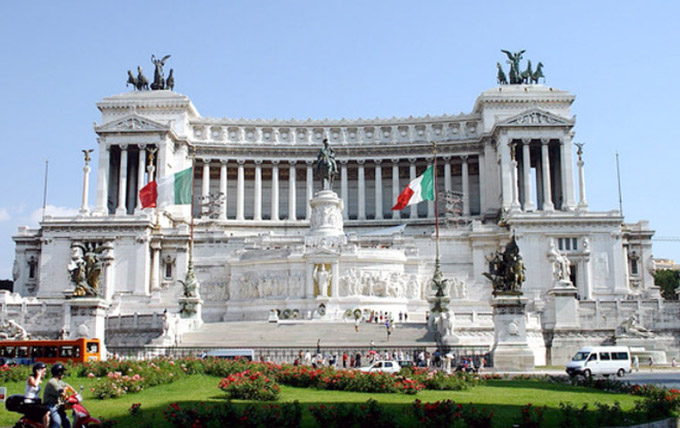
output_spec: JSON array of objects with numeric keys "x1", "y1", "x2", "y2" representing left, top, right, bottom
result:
[
  {"x1": 411, "y1": 399, "x2": 463, "y2": 427},
  {"x1": 517, "y1": 403, "x2": 546, "y2": 428},
  {"x1": 218, "y1": 370, "x2": 280, "y2": 401},
  {"x1": 0, "y1": 365, "x2": 30, "y2": 383},
  {"x1": 310, "y1": 399, "x2": 394, "y2": 428},
  {"x1": 558, "y1": 402, "x2": 589, "y2": 428}
]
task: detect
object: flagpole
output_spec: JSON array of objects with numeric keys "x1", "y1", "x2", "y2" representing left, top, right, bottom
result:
[
  {"x1": 433, "y1": 142, "x2": 440, "y2": 262},
  {"x1": 41, "y1": 159, "x2": 49, "y2": 222},
  {"x1": 190, "y1": 146, "x2": 196, "y2": 261}
]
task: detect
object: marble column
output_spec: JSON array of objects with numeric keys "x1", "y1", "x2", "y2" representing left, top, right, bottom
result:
[
  {"x1": 254, "y1": 160, "x2": 262, "y2": 221},
  {"x1": 427, "y1": 159, "x2": 435, "y2": 218},
  {"x1": 340, "y1": 160, "x2": 348, "y2": 220},
  {"x1": 202, "y1": 159, "x2": 211, "y2": 217},
  {"x1": 560, "y1": 136, "x2": 577, "y2": 210},
  {"x1": 477, "y1": 153, "x2": 486, "y2": 215},
  {"x1": 116, "y1": 145, "x2": 128, "y2": 216},
  {"x1": 443, "y1": 157, "x2": 452, "y2": 192},
  {"x1": 288, "y1": 161, "x2": 297, "y2": 221},
  {"x1": 577, "y1": 151, "x2": 588, "y2": 210},
  {"x1": 219, "y1": 160, "x2": 227, "y2": 220},
  {"x1": 305, "y1": 161, "x2": 313, "y2": 220},
  {"x1": 93, "y1": 143, "x2": 109, "y2": 216},
  {"x1": 409, "y1": 159, "x2": 417, "y2": 219},
  {"x1": 237, "y1": 160, "x2": 245, "y2": 220},
  {"x1": 357, "y1": 160, "x2": 366, "y2": 220},
  {"x1": 521, "y1": 139, "x2": 535, "y2": 211},
  {"x1": 510, "y1": 146, "x2": 521, "y2": 212},
  {"x1": 374, "y1": 159, "x2": 383, "y2": 220},
  {"x1": 150, "y1": 240, "x2": 161, "y2": 293},
  {"x1": 79, "y1": 159, "x2": 91, "y2": 215},
  {"x1": 498, "y1": 134, "x2": 513, "y2": 211},
  {"x1": 391, "y1": 159, "x2": 400, "y2": 219},
  {"x1": 462, "y1": 156, "x2": 471, "y2": 216},
  {"x1": 135, "y1": 145, "x2": 146, "y2": 212},
  {"x1": 541, "y1": 139, "x2": 554, "y2": 211},
  {"x1": 271, "y1": 160, "x2": 280, "y2": 220}
]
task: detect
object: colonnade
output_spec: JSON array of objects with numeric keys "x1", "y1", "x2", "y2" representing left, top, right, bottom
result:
[
  {"x1": 508, "y1": 137, "x2": 580, "y2": 212},
  {"x1": 195, "y1": 156, "x2": 481, "y2": 221}
]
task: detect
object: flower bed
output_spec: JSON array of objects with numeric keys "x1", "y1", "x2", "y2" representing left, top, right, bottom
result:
[{"x1": 218, "y1": 370, "x2": 281, "y2": 401}]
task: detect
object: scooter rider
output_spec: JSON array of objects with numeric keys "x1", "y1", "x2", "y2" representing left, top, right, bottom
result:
[
  {"x1": 43, "y1": 363, "x2": 71, "y2": 428},
  {"x1": 24, "y1": 362, "x2": 50, "y2": 427}
]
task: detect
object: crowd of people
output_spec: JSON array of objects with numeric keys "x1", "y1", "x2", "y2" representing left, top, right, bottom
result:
[{"x1": 286, "y1": 344, "x2": 486, "y2": 373}]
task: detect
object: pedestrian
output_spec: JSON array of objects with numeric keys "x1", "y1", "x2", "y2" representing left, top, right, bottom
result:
[
  {"x1": 404, "y1": 312, "x2": 408, "y2": 322},
  {"x1": 399, "y1": 312, "x2": 403, "y2": 322},
  {"x1": 355, "y1": 352, "x2": 362, "y2": 367},
  {"x1": 673, "y1": 358, "x2": 677, "y2": 368},
  {"x1": 316, "y1": 338, "x2": 321, "y2": 354},
  {"x1": 342, "y1": 352, "x2": 348, "y2": 368},
  {"x1": 370, "y1": 339, "x2": 375, "y2": 350},
  {"x1": 479, "y1": 356, "x2": 486, "y2": 373},
  {"x1": 649, "y1": 356, "x2": 654, "y2": 372},
  {"x1": 354, "y1": 317, "x2": 360, "y2": 333},
  {"x1": 633, "y1": 355, "x2": 639, "y2": 372},
  {"x1": 350, "y1": 356, "x2": 355, "y2": 367}
]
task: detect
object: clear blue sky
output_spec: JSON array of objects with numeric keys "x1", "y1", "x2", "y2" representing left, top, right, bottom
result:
[{"x1": 0, "y1": 1, "x2": 678, "y2": 279}]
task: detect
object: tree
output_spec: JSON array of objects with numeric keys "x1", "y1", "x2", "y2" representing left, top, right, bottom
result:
[{"x1": 654, "y1": 269, "x2": 680, "y2": 300}]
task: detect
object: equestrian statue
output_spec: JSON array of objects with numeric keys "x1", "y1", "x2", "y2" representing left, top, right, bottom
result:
[{"x1": 316, "y1": 138, "x2": 338, "y2": 190}]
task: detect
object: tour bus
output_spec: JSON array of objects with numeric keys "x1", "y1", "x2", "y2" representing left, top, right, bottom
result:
[
  {"x1": 566, "y1": 346, "x2": 631, "y2": 378},
  {"x1": 0, "y1": 338, "x2": 101, "y2": 365},
  {"x1": 200, "y1": 349, "x2": 255, "y2": 361}
]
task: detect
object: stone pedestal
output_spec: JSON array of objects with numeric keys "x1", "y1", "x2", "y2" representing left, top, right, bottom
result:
[
  {"x1": 548, "y1": 282, "x2": 580, "y2": 330},
  {"x1": 179, "y1": 296, "x2": 203, "y2": 327},
  {"x1": 309, "y1": 190, "x2": 344, "y2": 237},
  {"x1": 68, "y1": 297, "x2": 108, "y2": 356},
  {"x1": 490, "y1": 296, "x2": 534, "y2": 371}
]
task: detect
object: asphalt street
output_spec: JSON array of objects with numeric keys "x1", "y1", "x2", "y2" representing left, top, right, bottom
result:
[{"x1": 621, "y1": 371, "x2": 680, "y2": 389}]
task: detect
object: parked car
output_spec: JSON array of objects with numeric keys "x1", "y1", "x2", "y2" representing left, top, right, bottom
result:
[
  {"x1": 359, "y1": 360, "x2": 402, "y2": 374},
  {"x1": 566, "y1": 346, "x2": 631, "y2": 378}
]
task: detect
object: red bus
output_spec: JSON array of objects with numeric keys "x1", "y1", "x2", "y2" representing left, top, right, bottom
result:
[{"x1": 0, "y1": 338, "x2": 101, "y2": 365}]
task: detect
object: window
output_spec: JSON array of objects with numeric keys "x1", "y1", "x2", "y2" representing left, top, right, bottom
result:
[
  {"x1": 612, "y1": 352, "x2": 629, "y2": 360},
  {"x1": 31, "y1": 347, "x2": 44, "y2": 358},
  {"x1": 16, "y1": 347, "x2": 28, "y2": 358},
  {"x1": 631, "y1": 259, "x2": 639, "y2": 275},
  {"x1": 0, "y1": 347, "x2": 15, "y2": 358},
  {"x1": 558, "y1": 238, "x2": 579, "y2": 252},
  {"x1": 86, "y1": 342, "x2": 99, "y2": 354},
  {"x1": 59, "y1": 346, "x2": 74, "y2": 358},
  {"x1": 45, "y1": 346, "x2": 57, "y2": 358},
  {"x1": 599, "y1": 352, "x2": 611, "y2": 361},
  {"x1": 385, "y1": 362, "x2": 393, "y2": 368},
  {"x1": 587, "y1": 354, "x2": 597, "y2": 362}
]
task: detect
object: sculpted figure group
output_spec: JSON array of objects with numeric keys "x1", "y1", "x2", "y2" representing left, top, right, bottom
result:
[
  {"x1": 483, "y1": 238, "x2": 526, "y2": 296},
  {"x1": 68, "y1": 244, "x2": 105, "y2": 297},
  {"x1": 126, "y1": 54, "x2": 174, "y2": 91},
  {"x1": 497, "y1": 50, "x2": 545, "y2": 85}
]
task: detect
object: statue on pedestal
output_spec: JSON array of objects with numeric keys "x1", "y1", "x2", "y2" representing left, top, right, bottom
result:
[
  {"x1": 484, "y1": 237, "x2": 525, "y2": 296},
  {"x1": 316, "y1": 139, "x2": 338, "y2": 190},
  {"x1": 548, "y1": 239, "x2": 572, "y2": 285}
]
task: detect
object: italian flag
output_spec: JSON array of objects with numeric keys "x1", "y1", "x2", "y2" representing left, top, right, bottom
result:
[
  {"x1": 139, "y1": 167, "x2": 193, "y2": 208},
  {"x1": 391, "y1": 165, "x2": 435, "y2": 210}
]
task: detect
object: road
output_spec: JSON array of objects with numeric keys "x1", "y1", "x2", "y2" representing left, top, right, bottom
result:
[{"x1": 622, "y1": 371, "x2": 680, "y2": 389}]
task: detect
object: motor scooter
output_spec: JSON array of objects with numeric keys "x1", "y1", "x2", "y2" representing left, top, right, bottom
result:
[{"x1": 5, "y1": 385, "x2": 101, "y2": 428}]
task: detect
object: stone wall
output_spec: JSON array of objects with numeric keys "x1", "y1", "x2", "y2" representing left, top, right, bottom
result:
[{"x1": 105, "y1": 313, "x2": 164, "y2": 347}]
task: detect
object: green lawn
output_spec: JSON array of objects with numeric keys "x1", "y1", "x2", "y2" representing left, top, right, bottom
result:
[{"x1": 0, "y1": 374, "x2": 644, "y2": 427}]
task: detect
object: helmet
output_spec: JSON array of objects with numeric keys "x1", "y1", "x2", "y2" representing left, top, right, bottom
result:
[
  {"x1": 32, "y1": 362, "x2": 47, "y2": 374},
  {"x1": 51, "y1": 363, "x2": 65, "y2": 377}
]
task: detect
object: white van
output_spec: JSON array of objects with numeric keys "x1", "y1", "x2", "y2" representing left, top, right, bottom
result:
[
  {"x1": 566, "y1": 346, "x2": 631, "y2": 378},
  {"x1": 201, "y1": 349, "x2": 255, "y2": 361}
]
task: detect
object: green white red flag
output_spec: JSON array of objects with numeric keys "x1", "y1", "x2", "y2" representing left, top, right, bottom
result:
[
  {"x1": 139, "y1": 167, "x2": 193, "y2": 208},
  {"x1": 391, "y1": 165, "x2": 435, "y2": 210}
]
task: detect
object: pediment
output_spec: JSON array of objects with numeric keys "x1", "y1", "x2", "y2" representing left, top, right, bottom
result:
[
  {"x1": 500, "y1": 109, "x2": 574, "y2": 127},
  {"x1": 95, "y1": 114, "x2": 170, "y2": 134}
]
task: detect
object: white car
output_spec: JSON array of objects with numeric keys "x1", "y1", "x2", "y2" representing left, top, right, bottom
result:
[{"x1": 359, "y1": 360, "x2": 401, "y2": 374}]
